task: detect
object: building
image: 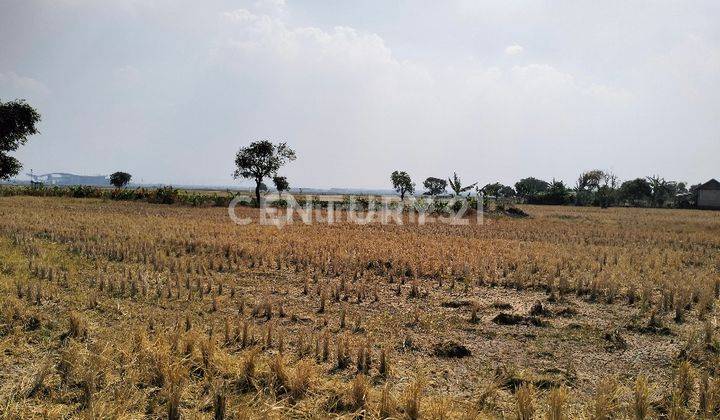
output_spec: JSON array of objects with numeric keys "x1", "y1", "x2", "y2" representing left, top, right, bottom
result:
[
  {"x1": 697, "y1": 179, "x2": 720, "y2": 209},
  {"x1": 27, "y1": 172, "x2": 110, "y2": 187}
]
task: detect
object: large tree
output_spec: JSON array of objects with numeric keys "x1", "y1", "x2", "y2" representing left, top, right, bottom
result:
[
  {"x1": 109, "y1": 171, "x2": 132, "y2": 188},
  {"x1": 576, "y1": 170, "x2": 605, "y2": 192},
  {"x1": 575, "y1": 169, "x2": 605, "y2": 205},
  {"x1": 481, "y1": 182, "x2": 515, "y2": 198},
  {"x1": 233, "y1": 140, "x2": 296, "y2": 206},
  {"x1": 619, "y1": 178, "x2": 652, "y2": 205},
  {"x1": 514, "y1": 177, "x2": 549, "y2": 200},
  {"x1": 391, "y1": 170, "x2": 414, "y2": 201},
  {"x1": 0, "y1": 100, "x2": 41, "y2": 180},
  {"x1": 423, "y1": 177, "x2": 447, "y2": 196}
]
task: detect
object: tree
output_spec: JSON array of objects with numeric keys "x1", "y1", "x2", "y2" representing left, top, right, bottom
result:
[
  {"x1": 498, "y1": 185, "x2": 516, "y2": 198},
  {"x1": 687, "y1": 184, "x2": 702, "y2": 208},
  {"x1": 514, "y1": 177, "x2": 549, "y2": 200},
  {"x1": 481, "y1": 182, "x2": 515, "y2": 198},
  {"x1": 109, "y1": 171, "x2": 132, "y2": 188},
  {"x1": 448, "y1": 172, "x2": 477, "y2": 197},
  {"x1": 479, "y1": 182, "x2": 516, "y2": 208},
  {"x1": 575, "y1": 170, "x2": 605, "y2": 205},
  {"x1": 576, "y1": 170, "x2": 605, "y2": 192},
  {"x1": 664, "y1": 181, "x2": 687, "y2": 208},
  {"x1": 391, "y1": 171, "x2": 414, "y2": 201},
  {"x1": 0, "y1": 154, "x2": 22, "y2": 180},
  {"x1": 233, "y1": 140, "x2": 296, "y2": 206},
  {"x1": 618, "y1": 178, "x2": 652, "y2": 205},
  {"x1": 646, "y1": 175, "x2": 678, "y2": 207},
  {"x1": 272, "y1": 175, "x2": 289, "y2": 197},
  {"x1": 544, "y1": 179, "x2": 572, "y2": 205},
  {"x1": 423, "y1": 177, "x2": 447, "y2": 196},
  {"x1": 595, "y1": 172, "x2": 618, "y2": 208},
  {"x1": 0, "y1": 99, "x2": 41, "y2": 180}
]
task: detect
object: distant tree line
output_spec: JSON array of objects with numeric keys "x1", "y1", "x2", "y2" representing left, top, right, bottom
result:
[
  {"x1": 0, "y1": 184, "x2": 254, "y2": 207},
  {"x1": 389, "y1": 169, "x2": 706, "y2": 209}
]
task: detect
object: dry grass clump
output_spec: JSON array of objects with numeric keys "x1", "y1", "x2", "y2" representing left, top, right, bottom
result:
[
  {"x1": 67, "y1": 311, "x2": 88, "y2": 340},
  {"x1": 402, "y1": 376, "x2": 425, "y2": 420},
  {"x1": 546, "y1": 386, "x2": 568, "y2": 420},
  {"x1": 349, "y1": 373, "x2": 370, "y2": 412},
  {"x1": 673, "y1": 361, "x2": 695, "y2": 407},
  {"x1": 515, "y1": 383, "x2": 535, "y2": 420},
  {"x1": 588, "y1": 377, "x2": 620, "y2": 419},
  {"x1": 633, "y1": 375, "x2": 651, "y2": 419}
]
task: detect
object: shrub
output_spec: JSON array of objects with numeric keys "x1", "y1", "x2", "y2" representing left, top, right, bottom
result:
[{"x1": 150, "y1": 186, "x2": 179, "y2": 205}]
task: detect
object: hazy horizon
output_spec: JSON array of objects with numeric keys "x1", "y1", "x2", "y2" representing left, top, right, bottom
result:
[{"x1": 2, "y1": 0, "x2": 719, "y2": 189}]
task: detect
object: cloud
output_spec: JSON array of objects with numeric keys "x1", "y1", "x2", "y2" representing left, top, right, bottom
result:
[
  {"x1": 202, "y1": 8, "x2": 636, "y2": 187},
  {"x1": 0, "y1": 71, "x2": 50, "y2": 96},
  {"x1": 504, "y1": 44, "x2": 524, "y2": 56}
]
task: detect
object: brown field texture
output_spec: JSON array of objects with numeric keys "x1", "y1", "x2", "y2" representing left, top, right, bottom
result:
[{"x1": 1, "y1": 196, "x2": 719, "y2": 419}]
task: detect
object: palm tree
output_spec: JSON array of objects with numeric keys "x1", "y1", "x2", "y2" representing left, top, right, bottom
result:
[{"x1": 448, "y1": 172, "x2": 477, "y2": 197}]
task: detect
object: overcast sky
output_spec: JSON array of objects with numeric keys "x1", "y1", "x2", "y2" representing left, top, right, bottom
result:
[{"x1": 1, "y1": 0, "x2": 719, "y2": 189}]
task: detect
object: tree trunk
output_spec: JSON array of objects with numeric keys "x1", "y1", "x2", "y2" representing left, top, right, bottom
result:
[{"x1": 255, "y1": 181, "x2": 261, "y2": 208}]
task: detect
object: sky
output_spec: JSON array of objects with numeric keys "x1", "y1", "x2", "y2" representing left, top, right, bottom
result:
[{"x1": 1, "y1": 0, "x2": 719, "y2": 189}]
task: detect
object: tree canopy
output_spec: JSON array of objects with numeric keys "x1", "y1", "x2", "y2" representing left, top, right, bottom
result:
[
  {"x1": 576, "y1": 170, "x2": 605, "y2": 192},
  {"x1": 514, "y1": 177, "x2": 549, "y2": 199},
  {"x1": 481, "y1": 182, "x2": 515, "y2": 198},
  {"x1": 646, "y1": 175, "x2": 685, "y2": 207},
  {"x1": 619, "y1": 178, "x2": 652, "y2": 204},
  {"x1": 233, "y1": 140, "x2": 296, "y2": 206},
  {"x1": 423, "y1": 177, "x2": 447, "y2": 196},
  {"x1": 110, "y1": 172, "x2": 132, "y2": 188},
  {"x1": 0, "y1": 99, "x2": 41, "y2": 180},
  {"x1": 273, "y1": 175, "x2": 289, "y2": 197},
  {"x1": 390, "y1": 170, "x2": 414, "y2": 201}
]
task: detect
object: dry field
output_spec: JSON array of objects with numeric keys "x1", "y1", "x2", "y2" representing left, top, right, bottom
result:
[{"x1": 1, "y1": 196, "x2": 719, "y2": 419}]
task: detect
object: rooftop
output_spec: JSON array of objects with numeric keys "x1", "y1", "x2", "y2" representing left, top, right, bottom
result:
[{"x1": 699, "y1": 179, "x2": 720, "y2": 190}]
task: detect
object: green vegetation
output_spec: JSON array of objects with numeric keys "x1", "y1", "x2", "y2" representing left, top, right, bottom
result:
[
  {"x1": 390, "y1": 170, "x2": 414, "y2": 201},
  {"x1": 233, "y1": 140, "x2": 296, "y2": 207},
  {"x1": 0, "y1": 99, "x2": 41, "y2": 180},
  {"x1": 0, "y1": 184, "x2": 245, "y2": 207},
  {"x1": 423, "y1": 177, "x2": 447, "y2": 196},
  {"x1": 109, "y1": 171, "x2": 132, "y2": 188}
]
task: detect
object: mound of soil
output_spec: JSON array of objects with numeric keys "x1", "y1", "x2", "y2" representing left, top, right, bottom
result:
[
  {"x1": 505, "y1": 207, "x2": 529, "y2": 218},
  {"x1": 491, "y1": 302, "x2": 513, "y2": 310},
  {"x1": 555, "y1": 307, "x2": 578, "y2": 318},
  {"x1": 441, "y1": 300, "x2": 473, "y2": 308},
  {"x1": 492, "y1": 312, "x2": 548, "y2": 327},
  {"x1": 495, "y1": 366, "x2": 576, "y2": 391},
  {"x1": 626, "y1": 323, "x2": 672, "y2": 336},
  {"x1": 433, "y1": 341, "x2": 472, "y2": 358},
  {"x1": 529, "y1": 301, "x2": 552, "y2": 317},
  {"x1": 603, "y1": 329, "x2": 629, "y2": 351}
]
